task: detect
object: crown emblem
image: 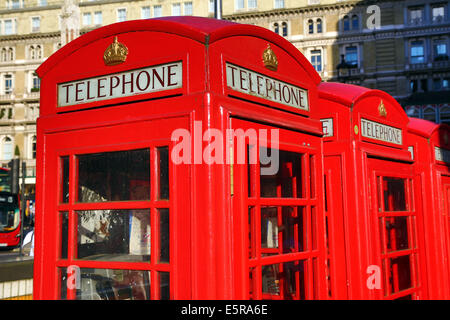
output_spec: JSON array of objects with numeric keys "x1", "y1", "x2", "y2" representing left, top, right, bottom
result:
[
  {"x1": 378, "y1": 100, "x2": 387, "y2": 117},
  {"x1": 262, "y1": 44, "x2": 278, "y2": 71},
  {"x1": 103, "y1": 36, "x2": 128, "y2": 66}
]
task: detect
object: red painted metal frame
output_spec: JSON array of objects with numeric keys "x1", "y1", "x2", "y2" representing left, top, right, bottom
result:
[
  {"x1": 407, "y1": 118, "x2": 450, "y2": 299},
  {"x1": 317, "y1": 82, "x2": 428, "y2": 300},
  {"x1": 34, "y1": 17, "x2": 324, "y2": 300}
]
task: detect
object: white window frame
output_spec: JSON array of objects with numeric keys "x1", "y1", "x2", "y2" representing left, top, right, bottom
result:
[
  {"x1": 153, "y1": 5, "x2": 162, "y2": 17},
  {"x1": 117, "y1": 8, "x2": 127, "y2": 22},
  {"x1": 184, "y1": 2, "x2": 193, "y2": 16},
  {"x1": 172, "y1": 3, "x2": 181, "y2": 16},
  {"x1": 2, "y1": 136, "x2": 14, "y2": 161},
  {"x1": 31, "y1": 16, "x2": 41, "y2": 33},
  {"x1": 141, "y1": 6, "x2": 151, "y2": 19},
  {"x1": 82, "y1": 12, "x2": 92, "y2": 26},
  {"x1": 94, "y1": 11, "x2": 102, "y2": 25}
]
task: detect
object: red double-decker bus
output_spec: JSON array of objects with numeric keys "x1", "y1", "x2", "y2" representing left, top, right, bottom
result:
[{"x1": 0, "y1": 167, "x2": 21, "y2": 249}]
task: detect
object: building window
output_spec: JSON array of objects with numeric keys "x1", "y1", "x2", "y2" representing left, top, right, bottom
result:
[
  {"x1": 142, "y1": 6, "x2": 151, "y2": 19},
  {"x1": 2, "y1": 137, "x2": 13, "y2": 161},
  {"x1": 423, "y1": 106, "x2": 437, "y2": 122},
  {"x1": 273, "y1": 22, "x2": 279, "y2": 34},
  {"x1": 31, "y1": 72, "x2": 40, "y2": 92},
  {"x1": 345, "y1": 46, "x2": 358, "y2": 67},
  {"x1": 82, "y1": 13, "x2": 91, "y2": 26},
  {"x1": 1, "y1": 47, "x2": 14, "y2": 62},
  {"x1": 351, "y1": 15, "x2": 359, "y2": 30},
  {"x1": 31, "y1": 136, "x2": 37, "y2": 159},
  {"x1": 31, "y1": 17, "x2": 40, "y2": 33},
  {"x1": 433, "y1": 39, "x2": 448, "y2": 60},
  {"x1": 440, "y1": 107, "x2": 450, "y2": 125},
  {"x1": 209, "y1": 0, "x2": 214, "y2": 13},
  {"x1": 236, "y1": 0, "x2": 244, "y2": 10},
  {"x1": 4, "y1": 74, "x2": 12, "y2": 94},
  {"x1": 281, "y1": 22, "x2": 288, "y2": 36},
  {"x1": 154, "y1": 5, "x2": 162, "y2": 18},
  {"x1": 316, "y1": 19, "x2": 323, "y2": 33},
  {"x1": 94, "y1": 11, "x2": 102, "y2": 25},
  {"x1": 184, "y1": 2, "x2": 193, "y2": 15},
  {"x1": 172, "y1": 3, "x2": 181, "y2": 15},
  {"x1": 308, "y1": 19, "x2": 314, "y2": 34},
  {"x1": 310, "y1": 50, "x2": 322, "y2": 72},
  {"x1": 408, "y1": 7, "x2": 424, "y2": 25},
  {"x1": 248, "y1": 0, "x2": 257, "y2": 9},
  {"x1": 117, "y1": 8, "x2": 127, "y2": 22},
  {"x1": 343, "y1": 15, "x2": 350, "y2": 31},
  {"x1": 432, "y1": 5, "x2": 445, "y2": 23},
  {"x1": 29, "y1": 45, "x2": 42, "y2": 60},
  {"x1": 38, "y1": 0, "x2": 47, "y2": 6},
  {"x1": 274, "y1": 0, "x2": 285, "y2": 9},
  {"x1": 4, "y1": 19, "x2": 14, "y2": 35},
  {"x1": 410, "y1": 79, "x2": 418, "y2": 93},
  {"x1": 410, "y1": 40, "x2": 425, "y2": 64}
]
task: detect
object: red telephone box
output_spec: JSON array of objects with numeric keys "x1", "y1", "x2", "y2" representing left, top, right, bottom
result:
[
  {"x1": 317, "y1": 82, "x2": 427, "y2": 300},
  {"x1": 34, "y1": 17, "x2": 326, "y2": 300},
  {"x1": 407, "y1": 118, "x2": 450, "y2": 299}
]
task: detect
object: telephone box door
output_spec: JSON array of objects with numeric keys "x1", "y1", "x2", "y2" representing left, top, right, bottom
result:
[
  {"x1": 38, "y1": 115, "x2": 191, "y2": 300},
  {"x1": 231, "y1": 118, "x2": 325, "y2": 300},
  {"x1": 368, "y1": 158, "x2": 426, "y2": 300}
]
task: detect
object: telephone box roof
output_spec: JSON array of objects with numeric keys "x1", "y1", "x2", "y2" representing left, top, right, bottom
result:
[
  {"x1": 408, "y1": 117, "x2": 450, "y2": 138},
  {"x1": 37, "y1": 16, "x2": 321, "y2": 84}
]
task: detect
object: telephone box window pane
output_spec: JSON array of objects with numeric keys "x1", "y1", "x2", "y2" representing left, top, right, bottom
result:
[
  {"x1": 77, "y1": 149, "x2": 150, "y2": 202},
  {"x1": 382, "y1": 177, "x2": 407, "y2": 211},
  {"x1": 61, "y1": 157, "x2": 69, "y2": 203},
  {"x1": 60, "y1": 211, "x2": 69, "y2": 259},
  {"x1": 159, "y1": 208, "x2": 170, "y2": 263},
  {"x1": 261, "y1": 261, "x2": 305, "y2": 299},
  {"x1": 60, "y1": 268, "x2": 67, "y2": 300},
  {"x1": 248, "y1": 206, "x2": 256, "y2": 259},
  {"x1": 388, "y1": 255, "x2": 412, "y2": 294},
  {"x1": 282, "y1": 206, "x2": 306, "y2": 253},
  {"x1": 159, "y1": 272, "x2": 170, "y2": 300},
  {"x1": 77, "y1": 210, "x2": 151, "y2": 262},
  {"x1": 158, "y1": 147, "x2": 169, "y2": 200},
  {"x1": 260, "y1": 148, "x2": 302, "y2": 198},
  {"x1": 75, "y1": 268, "x2": 151, "y2": 300},
  {"x1": 385, "y1": 216, "x2": 409, "y2": 252},
  {"x1": 261, "y1": 207, "x2": 278, "y2": 248}
]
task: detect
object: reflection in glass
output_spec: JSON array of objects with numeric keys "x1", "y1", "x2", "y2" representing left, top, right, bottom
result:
[
  {"x1": 261, "y1": 261, "x2": 305, "y2": 299},
  {"x1": 260, "y1": 148, "x2": 302, "y2": 198},
  {"x1": 60, "y1": 212, "x2": 68, "y2": 259},
  {"x1": 388, "y1": 255, "x2": 412, "y2": 294},
  {"x1": 383, "y1": 177, "x2": 407, "y2": 211},
  {"x1": 61, "y1": 157, "x2": 69, "y2": 203},
  {"x1": 261, "y1": 207, "x2": 278, "y2": 248},
  {"x1": 77, "y1": 149, "x2": 150, "y2": 202},
  {"x1": 158, "y1": 147, "x2": 169, "y2": 200},
  {"x1": 74, "y1": 268, "x2": 151, "y2": 300},
  {"x1": 77, "y1": 210, "x2": 150, "y2": 262},
  {"x1": 159, "y1": 208, "x2": 170, "y2": 263},
  {"x1": 159, "y1": 272, "x2": 170, "y2": 300},
  {"x1": 385, "y1": 216, "x2": 410, "y2": 252}
]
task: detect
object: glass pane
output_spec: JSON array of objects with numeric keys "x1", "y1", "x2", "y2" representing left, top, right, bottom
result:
[
  {"x1": 248, "y1": 206, "x2": 256, "y2": 259},
  {"x1": 61, "y1": 157, "x2": 69, "y2": 203},
  {"x1": 60, "y1": 211, "x2": 69, "y2": 259},
  {"x1": 158, "y1": 147, "x2": 169, "y2": 200},
  {"x1": 282, "y1": 206, "x2": 306, "y2": 253},
  {"x1": 60, "y1": 268, "x2": 67, "y2": 300},
  {"x1": 388, "y1": 255, "x2": 412, "y2": 294},
  {"x1": 385, "y1": 216, "x2": 410, "y2": 252},
  {"x1": 159, "y1": 272, "x2": 170, "y2": 300},
  {"x1": 261, "y1": 207, "x2": 278, "y2": 248},
  {"x1": 75, "y1": 268, "x2": 150, "y2": 300},
  {"x1": 77, "y1": 210, "x2": 150, "y2": 262},
  {"x1": 77, "y1": 149, "x2": 150, "y2": 202},
  {"x1": 261, "y1": 261, "x2": 305, "y2": 299},
  {"x1": 260, "y1": 148, "x2": 302, "y2": 198},
  {"x1": 382, "y1": 177, "x2": 407, "y2": 211},
  {"x1": 159, "y1": 208, "x2": 170, "y2": 263}
]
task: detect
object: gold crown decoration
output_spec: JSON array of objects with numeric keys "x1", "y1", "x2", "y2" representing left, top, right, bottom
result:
[
  {"x1": 378, "y1": 100, "x2": 387, "y2": 117},
  {"x1": 103, "y1": 36, "x2": 128, "y2": 66},
  {"x1": 262, "y1": 44, "x2": 278, "y2": 71}
]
